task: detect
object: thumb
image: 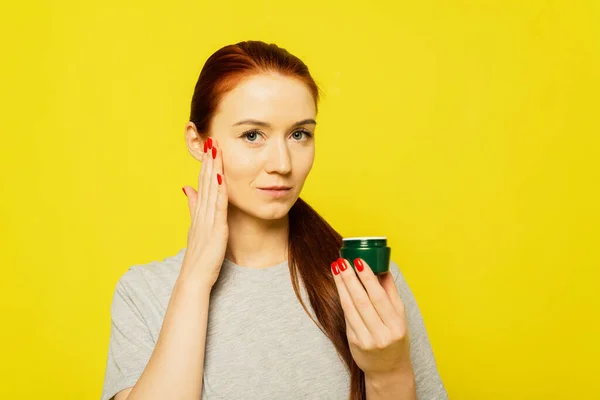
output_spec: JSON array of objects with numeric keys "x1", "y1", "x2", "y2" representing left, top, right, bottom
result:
[{"x1": 182, "y1": 186, "x2": 198, "y2": 219}]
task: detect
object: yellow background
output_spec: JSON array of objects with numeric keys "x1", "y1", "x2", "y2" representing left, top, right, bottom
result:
[{"x1": 1, "y1": 1, "x2": 598, "y2": 399}]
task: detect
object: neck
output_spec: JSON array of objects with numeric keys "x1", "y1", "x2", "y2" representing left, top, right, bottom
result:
[{"x1": 225, "y1": 204, "x2": 289, "y2": 269}]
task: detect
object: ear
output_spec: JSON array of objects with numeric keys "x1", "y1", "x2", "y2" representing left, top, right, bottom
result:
[{"x1": 185, "y1": 121, "x2": 207, "y2": 162}]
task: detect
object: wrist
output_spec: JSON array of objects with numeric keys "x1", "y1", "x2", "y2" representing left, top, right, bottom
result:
[
  {"x1": 365, "y1": 363, "x2": 416, "y2": 399},
  {"x1": 177, "y1": 257, "x2": 218, "y2": 292},
  {"x1": 175, "y1": 273, "x2": 213, "y2": 296}
]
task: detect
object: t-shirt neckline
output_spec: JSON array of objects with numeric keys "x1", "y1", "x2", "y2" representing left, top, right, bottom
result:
[
  {"x1": 222, "y1": 257, "x2": 289, "y2": 273},
  {"x1": 177, "y1": 248, "x2": 289, "y2": 274}
]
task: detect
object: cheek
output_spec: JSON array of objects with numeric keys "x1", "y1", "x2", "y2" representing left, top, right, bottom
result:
[
  {"x1": 294, "y1": 150, "x2": 315, "y2": 178},
  {"x1": 222, "y1": 153, "x2": 259, "y2": 184}
]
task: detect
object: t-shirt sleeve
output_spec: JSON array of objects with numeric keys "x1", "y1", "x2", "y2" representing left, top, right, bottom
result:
[
  {"x1": 389, "y1": 260, "x2": 448, "y2": 400},
  {"x1": 101, "y1": 269, "x2": 155, "y2": 400}
]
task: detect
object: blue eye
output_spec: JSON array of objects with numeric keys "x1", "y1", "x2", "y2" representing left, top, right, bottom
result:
[
  {"x1": 243, "y1": 130, "x2": 261, "y2": 142},
  {"x1": 292, "y1": 130, "x2": 312, "y2": 140},
  {"x1": 241, "y1": 129, "x2": 312, "y2": 143}
]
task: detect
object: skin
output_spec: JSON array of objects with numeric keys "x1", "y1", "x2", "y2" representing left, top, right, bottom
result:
[
  {"x1": 114, "y1": 72, "x2": 414, "y2": 400},
  {"x1": 185, "y1": 72, "x2": 317, "y2": 269},
  {"x1": 332, "y1": 258, "x2": 416, "y2": 399}
]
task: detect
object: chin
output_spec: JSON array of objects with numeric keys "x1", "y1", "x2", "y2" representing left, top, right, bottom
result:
[
  {"x1": 255, "y1": 203, "x2": 294, "y2": 220},
  {"x1": 242, "y1": 200, "x2": 295, "y2": 221}
]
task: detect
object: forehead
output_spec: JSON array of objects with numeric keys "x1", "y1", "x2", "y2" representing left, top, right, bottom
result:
[{"x1": 215, "y1": 73, "x2": 316, "y2": 126}]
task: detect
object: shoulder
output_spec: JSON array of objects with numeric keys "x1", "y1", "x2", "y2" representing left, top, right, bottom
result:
[{"x1": 113, "y1": 248, "x2": 185, "y2": 304}]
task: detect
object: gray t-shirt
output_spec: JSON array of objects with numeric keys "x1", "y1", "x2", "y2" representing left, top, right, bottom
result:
[{"x1": 101, "y1": 248, "x2": 447, "y2": 400}]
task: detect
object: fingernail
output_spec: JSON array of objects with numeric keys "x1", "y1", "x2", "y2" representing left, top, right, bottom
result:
[
  {"x1": 217, "y1": 173, "x2": 222, "y2": 185},
  {"x1": 354, "y1": 258, "x2": 364, "y2": 272},
  {"x1": 182, "y1": 187, "x2": 187, "y2": 197},
  {"x1": 203, "y1": 141, "x2": 208, "y2": 153},
  {"x1": 212, "y1": 146, "x2": 217, "y2": 159},
  {"x1": 337, "y1": 258, "x2": 347, "y2": 272},
  {"x1": 207, "y1": 137, "x2": 213, "y2": 149},
  {"x1": 331, "y1": 261, "x2": 340, "y2": 275}
]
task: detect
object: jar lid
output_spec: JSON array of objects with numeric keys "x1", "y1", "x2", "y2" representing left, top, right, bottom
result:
[
  {"x1": 342, "y1": 237, "x2": 388, "y2": 248},
  {"x1": 342, "y1": 236, "x2": 387, "y2": 241}
]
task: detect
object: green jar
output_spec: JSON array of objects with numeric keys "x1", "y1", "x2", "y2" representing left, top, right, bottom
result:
[{"x1": 339, "y1": 236, "x2": 391, "y2": 275}]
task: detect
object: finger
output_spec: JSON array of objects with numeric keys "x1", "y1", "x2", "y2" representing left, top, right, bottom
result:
[
  {"x1": 212, "y1": 138, "x2": 223, "y2": 175},
  {"x1": 212, "y1": 139, "x2": 229, "y2": 228},
  {"x1": 331, "y1": 260, "x2": 372, "y2": 346},
  {"x1": 377, "y1": 271, "x2": 406, "y2": 316},
  {"x1": 353, "y1": 258, "x2": 402, "y2": 329},
  {"x1": 337, "y1": 258, "x2": 386, "y2": 336},
  {"x1": 184, "y1": 186, "x2": 198, "y2": 220},
  {"x1": 344, "y1": 315, "x2": 358, "y2": 344},
  {"x1": 215, "y1": 173, "x2": 228, "y2": 228},
  {"x1": 206, "y1": 139, "x2": 220, "y2": 227},
  {"x1": 196, "y1": 140, "x2": 208, "y2": 199},
  {"x1": 197, "y1": 137, "x2": 212, "y2": 223}
]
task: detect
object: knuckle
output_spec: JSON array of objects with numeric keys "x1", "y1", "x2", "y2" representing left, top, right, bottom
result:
[
  {"x1": 360, "y1": 339, "x2": 375, "y2": 350},
  {"x1": 393, "y1": 325, "x2": 408, "y2": 341},
  {"x1": 354, "y1": 296, "x2": 371, "y2": 310},
  {"x1": 374, "y1": 338, "x2": 389, "y2": 350},
  {"x1": 371, "y1": 291, "x2": 387, "y2": 304},
  {"x1": 340, "y1": 299, "x2": 353, "y2": 311}
]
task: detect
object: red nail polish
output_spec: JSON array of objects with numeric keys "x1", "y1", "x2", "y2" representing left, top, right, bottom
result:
[
  {"x1": 203, "y1": 141, "x2": 208, "y2": 153},
  {"x1": 217, "y1": 174, "x2": 222, "y2": 185},
  {"x1": 354, "y1": 258, "x2": 364, "y2": 272},
  {"x1": 182, "y1": 187, "x2": 187, "y2": 197},
  {"x1": 212, "y1": 146, "x2": 217, "y2": 159},
  {"x1": 207, "y1": 137, "x2": 213, "y2": 149},
  {"x1": 331, "y1": 261, "x2": 340, "y2": 275},
  {"x1": 337, "y1": 258, "x2": 347, "y2": 271}
]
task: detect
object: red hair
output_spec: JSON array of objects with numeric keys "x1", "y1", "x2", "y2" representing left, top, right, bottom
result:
[{"x1": 189, "y1": 40, "x2": 365, "y2": 400}]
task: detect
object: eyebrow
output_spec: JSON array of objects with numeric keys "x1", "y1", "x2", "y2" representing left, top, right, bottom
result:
[{"x1": 233, "y1": 118, "x2": 317, "y2": 128}]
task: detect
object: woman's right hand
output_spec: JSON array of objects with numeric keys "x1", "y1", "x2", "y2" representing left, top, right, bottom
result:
[{"x1": 181, "y1": 137, "x2": 229, "y2": 289}]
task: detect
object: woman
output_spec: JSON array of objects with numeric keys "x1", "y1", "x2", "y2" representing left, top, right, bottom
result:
[{"x1": 101, "y1": 40, "x2": 447, "y2": 400}]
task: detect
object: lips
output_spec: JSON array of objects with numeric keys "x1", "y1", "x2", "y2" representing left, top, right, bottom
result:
[
  {"x1": 257, "y1": 186, "x2": 292, "y2": 199},
  {"x1": 259, "y1": 186, "x2": 292, "y2": 190}
]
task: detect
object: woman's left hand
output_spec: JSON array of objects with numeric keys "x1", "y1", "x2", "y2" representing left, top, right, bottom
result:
[{"x1": 331, "y1": 257, "x2": 413, "y2": 378}]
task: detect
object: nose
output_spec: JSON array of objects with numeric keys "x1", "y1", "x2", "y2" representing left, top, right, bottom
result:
[{"x1": 264, "y1": 138, "x2": 292, "y2": 175}]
